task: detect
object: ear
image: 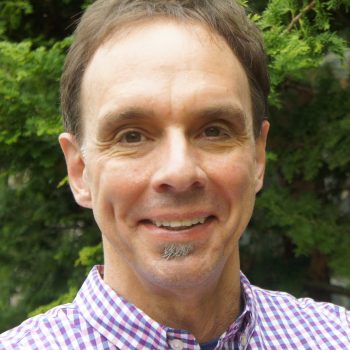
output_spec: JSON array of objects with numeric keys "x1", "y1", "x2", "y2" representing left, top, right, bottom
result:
[
  {"x1": 59, "y1": 133, "x2": 92, "y2": 208},
  {"x1": 254, "y1": 120, "x2": 270, "y2": 193}
]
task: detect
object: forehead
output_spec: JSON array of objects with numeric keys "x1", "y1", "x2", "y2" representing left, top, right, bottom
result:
[{"x1": 80, "y1": 19, "x2": 252, "y2": 136}]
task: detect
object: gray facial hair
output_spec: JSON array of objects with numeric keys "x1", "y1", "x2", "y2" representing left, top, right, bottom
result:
[{"x1": 162, "y1": 243, "x2": 194, "y2": 260}]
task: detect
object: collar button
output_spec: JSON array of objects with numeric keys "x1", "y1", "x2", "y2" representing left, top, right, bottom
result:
[
  {"x1": 240, "y1": 334, "x2": 248, "y2": 347},
  {"x1": 169, "y1": 339, "x2": 185, "y2": 350}
]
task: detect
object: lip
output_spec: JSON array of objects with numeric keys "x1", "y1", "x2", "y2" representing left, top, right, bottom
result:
[
  {"x1": 139, "y1": 214, "x2": 216, "y2": 242},
  {"x1": 140, "y1": 211, "x2": 215, "y2": 222}
]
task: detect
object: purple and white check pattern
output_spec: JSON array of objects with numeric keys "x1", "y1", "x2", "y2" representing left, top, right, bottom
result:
[{"x1": 1, "y1": 265, "x2": 349, "y2": 349}]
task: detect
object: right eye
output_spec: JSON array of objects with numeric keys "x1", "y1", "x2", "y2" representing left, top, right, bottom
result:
[{"x1": 118, "y1": 130, "x2": 146, "y2": 144}]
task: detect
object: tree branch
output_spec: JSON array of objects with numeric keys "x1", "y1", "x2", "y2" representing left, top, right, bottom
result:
[{"x1": 287, "y1": 0, "x2": 317, "y2": 32}]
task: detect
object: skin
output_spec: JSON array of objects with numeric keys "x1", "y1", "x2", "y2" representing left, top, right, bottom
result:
[{"x1": 59, "y1": 20, "x2": 269, "y2": 342}]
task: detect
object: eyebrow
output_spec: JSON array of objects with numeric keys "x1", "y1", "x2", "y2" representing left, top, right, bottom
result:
[
  {"x1": 99, "y1": 107, "x2": 155, "y2": 125},
  {"x1": 96, "y1": 107, "x2": 155, "y2": 137},
  {"x1": 193, "y1": 105, "x2": 247, "y2": 127}
]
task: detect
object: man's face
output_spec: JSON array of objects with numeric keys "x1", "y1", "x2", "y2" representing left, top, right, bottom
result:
[{"x1": 60, "y1": 20, "x2": 268, "y2": 292}]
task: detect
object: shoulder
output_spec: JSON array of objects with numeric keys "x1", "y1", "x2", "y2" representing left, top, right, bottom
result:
[
  {"x1": 250, "y1": 284, "x2": 350, "y2": 346},
  {"x1": 0, "y1": 302, "x2": 82, "y2": 350},
  {"x1": 252, "y1": 284, "x2": 349, "y2": 321}
]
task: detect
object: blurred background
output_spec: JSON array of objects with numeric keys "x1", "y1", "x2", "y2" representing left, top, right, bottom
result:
[{"x1": 0, "y1": 0, "x2": 349, "y2": 332}]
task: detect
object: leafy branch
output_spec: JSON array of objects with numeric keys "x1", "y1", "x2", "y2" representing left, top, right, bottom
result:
[{"x1": 287, "y1": 0, "x2": 317, "y2": 32}]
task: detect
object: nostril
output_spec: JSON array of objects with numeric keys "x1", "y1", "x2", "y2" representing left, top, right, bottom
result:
[{"x1": 151, "y1": 170, "x2": 206, "y2": 193}]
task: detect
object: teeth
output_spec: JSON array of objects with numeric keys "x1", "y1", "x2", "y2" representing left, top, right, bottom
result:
[{"x1": 154, "y1": 217, "x2": 207, "y2": 228}]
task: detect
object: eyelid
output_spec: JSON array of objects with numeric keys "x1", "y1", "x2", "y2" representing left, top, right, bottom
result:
[{"x1": 115, "y1": 127, "x2": 151, "y2": 144}]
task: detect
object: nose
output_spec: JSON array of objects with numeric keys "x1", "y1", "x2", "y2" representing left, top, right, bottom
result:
[{"x1": 151, "y1": 129, "x2": 206, "y2": 193}]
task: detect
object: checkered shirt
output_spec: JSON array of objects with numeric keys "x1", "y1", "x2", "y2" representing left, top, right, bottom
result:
[{"x1": 1, "y1": 265, "x2": 349, "y2": 349}]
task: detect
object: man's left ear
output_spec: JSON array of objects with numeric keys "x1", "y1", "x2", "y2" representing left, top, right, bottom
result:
[
  {"x1": 254, "y1": 120, "x2": 270, "y2": 193},
  {"x1": 58, "y1": 133, "x2": 92, "y2": 209}
]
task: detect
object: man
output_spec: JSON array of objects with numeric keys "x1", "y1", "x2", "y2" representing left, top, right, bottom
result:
[{"x1": 1, "y1": 0, "x2": 349, "y2": 349}]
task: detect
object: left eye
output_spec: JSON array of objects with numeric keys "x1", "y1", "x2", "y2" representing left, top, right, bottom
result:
[{"x1": 203, "y1": 126, "x2": 227, "y2": 137}]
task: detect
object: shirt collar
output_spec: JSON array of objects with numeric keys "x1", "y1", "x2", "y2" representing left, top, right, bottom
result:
[{"x1": 74, "y1": 266, "x2": 257, "y2": 349}]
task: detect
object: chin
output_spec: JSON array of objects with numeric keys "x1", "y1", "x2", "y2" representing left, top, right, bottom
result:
[{"x1": 142, "y1": 252, "x2": 225, "y2": 291}]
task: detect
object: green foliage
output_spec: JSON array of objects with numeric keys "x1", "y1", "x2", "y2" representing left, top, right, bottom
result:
[
  {"x1": 0, "y1": 0, "x2": 349, "y2": 331},
  {"x1": 26, "y1": 243, "x2": 102, "y2": 318},
  {"x1": 0, "y1": 40, "x2": 63, "y2": 148},
  {"x1": 75, "y1": 243, "x2": 103, "y2": 274},
  {"x1": 251, "y1": 61, "x2": 350, "y2": 289},
  {"x1": 0, "y1": 1, "x2": 99, "y2": 331},
  {"x1": 256, "y1": 0, "x2": 347, "y2": 106},
  {"x1": 0, "y1": 1, "x2": 32, "y2": 38},
  {"x1": 244, "y1": 0, "x2": 350, "y2": 297}
]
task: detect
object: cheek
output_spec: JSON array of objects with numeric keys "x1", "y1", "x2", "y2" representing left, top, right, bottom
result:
[
  {"x1": 88, "y1": 158, "x2": 149, "y2": 220},
  {"x1": 207, "y1": 152, "x2": 256, "y2": 196}
]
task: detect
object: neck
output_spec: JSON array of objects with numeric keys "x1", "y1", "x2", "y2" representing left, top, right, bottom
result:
[
  {"x1": 103, "y1": 244, "x2": 241, "y2": 343},
  {"x1": 148, "y1": 273, "x2": 241, "y2": 342}
]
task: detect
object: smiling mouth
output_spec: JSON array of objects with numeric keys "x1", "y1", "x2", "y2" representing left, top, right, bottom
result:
[{"x1": 143, "y1": 216, "x2": 214, "y2": 231}]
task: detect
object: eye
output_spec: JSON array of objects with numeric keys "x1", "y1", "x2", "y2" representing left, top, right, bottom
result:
[
  {"x1": 119, "y1": 130, "x2": 145, "y2": 143},
  {"x1": 202, "y1": 125, "x2": 229, "y2": 138}
]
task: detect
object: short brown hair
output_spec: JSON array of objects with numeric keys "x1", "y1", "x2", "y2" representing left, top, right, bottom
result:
[{"x1": 60, "y1": 0, "x2": 269, "y2": 141}]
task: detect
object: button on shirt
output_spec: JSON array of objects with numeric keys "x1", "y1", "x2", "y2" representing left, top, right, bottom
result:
[{"x1": 1, "y1": 265, "x2": 349, "y2": 349}]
